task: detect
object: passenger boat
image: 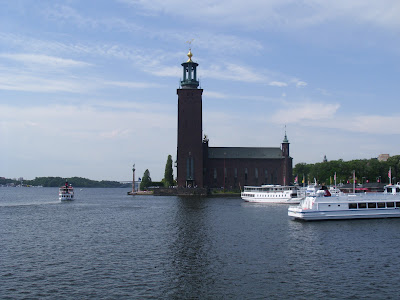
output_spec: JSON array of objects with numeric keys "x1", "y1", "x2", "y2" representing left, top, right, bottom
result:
[
  {"x1": 384, "y1": 183, "x2": 400, "y2": 195},
  {"x1": 59, "y1": 181, "x2": 74, "y2": 201},
  {"x1": 288, "y1": 185, "x2": 400, "y2": 221},
  {"x1": 241, "y1": 185, "x2": 302, "y2": 203}
]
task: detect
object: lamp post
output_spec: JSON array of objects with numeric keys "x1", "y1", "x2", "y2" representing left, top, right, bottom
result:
[
  {"x1": 223, "y1": 152, "x2": 226, "y2": 192},
  {"x1": 132, "y1": 164, "x2": 136, "y2": 194}
]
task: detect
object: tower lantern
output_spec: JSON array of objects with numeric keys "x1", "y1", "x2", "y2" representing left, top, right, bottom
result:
[{"x1": 180, "y1": 49, "x2": 199, "y2": 89}]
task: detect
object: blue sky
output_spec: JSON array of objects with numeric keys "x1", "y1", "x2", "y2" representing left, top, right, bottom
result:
[{"x1": 1, "y1": 0, "x2": 399, "y2": 181}]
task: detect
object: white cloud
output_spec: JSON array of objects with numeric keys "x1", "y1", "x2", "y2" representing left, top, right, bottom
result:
[
  {"x1": 203, "y1": 91, "x2": 228, "y2": 99},
  {"x1": 0, "y1": 72, "x2": 90, "y2": 93},
  {"x1": 291, "y1": 78, "x2": 308, "y2": 88},
  {"x1": 271, "y1": 101, "x2": 340, "y2": 124},
  {"x1": 0, "y1": 102, "x2": 177, "y2": 180},
  {"x1": 296, "y1": 81, "x2": 307, "y2": 88},
  {"x1": 119, "y1": 0, "x2": 400, "y2": 31},
  {"x1": 0, "y1": 53, "x2": 91, "y2": 68},
  {"x1": 336, "y1": 115, "x2": 400, "y2": 135},
  {"x1": 203, "y1": 62, "x2": 267, "y2": 83},
  {"x1": 271, "y1": 101, "x2": 400, "y2": 135},
  {"x1": 269, "y1": 81, "x2": 288, "y2": 87},
  {"x1": 105, "y1": 81, "x2": 165, "y2": 89}
]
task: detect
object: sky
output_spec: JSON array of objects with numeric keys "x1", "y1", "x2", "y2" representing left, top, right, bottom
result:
[{"x1": 1, "y1": 0, "x2": 400, "y2": 181}]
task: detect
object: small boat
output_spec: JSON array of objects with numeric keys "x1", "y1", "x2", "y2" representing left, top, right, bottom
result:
[
  {"x1": 241, "y1": 184, "x2": 302, "y2": 204},
  {"x1": 59, "y1": 181, "x2": 74, "y2": 201},
  {"x1": 288, "y1": 188, "x2": 400, "y2": 221},
  {"x1": 383, "y1": 183, "x2": 400, "y2": 195}
]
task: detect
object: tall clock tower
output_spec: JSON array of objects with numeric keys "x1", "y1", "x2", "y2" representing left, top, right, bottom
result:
[{"x1": 177, "y1": 49, "x2": 204, "y2": 188}]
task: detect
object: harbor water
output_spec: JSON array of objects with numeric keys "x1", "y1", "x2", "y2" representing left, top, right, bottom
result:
[{"x1": 1, "y1": 187, "x2": 400, "y2": 299}]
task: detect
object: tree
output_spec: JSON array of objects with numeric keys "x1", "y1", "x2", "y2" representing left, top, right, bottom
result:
[
  {"x1": 140, "y1": 169, "x2": 152, "y2": 190},
  {"x1": 163, "y1": 155, "x2": 174, "y2": 187}
]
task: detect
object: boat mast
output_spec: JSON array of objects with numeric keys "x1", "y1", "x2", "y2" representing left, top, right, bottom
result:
[{"x1": 334, "y1": 172, "x2": 337, "y2": 190}]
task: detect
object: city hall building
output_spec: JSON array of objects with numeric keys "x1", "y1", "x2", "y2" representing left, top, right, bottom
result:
[{"x1": 177, "y1": 50, "x2": 293, "y2": 189}]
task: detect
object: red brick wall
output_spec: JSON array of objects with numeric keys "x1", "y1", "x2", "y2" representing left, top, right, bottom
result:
[{"x1": 177, "y1": 88, "x2": 204, "y2": 187}]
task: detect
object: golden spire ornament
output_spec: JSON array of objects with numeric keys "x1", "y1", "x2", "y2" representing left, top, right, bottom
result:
[{"x1": 186, "y1": 39, "x2": 194, "y2": 62}]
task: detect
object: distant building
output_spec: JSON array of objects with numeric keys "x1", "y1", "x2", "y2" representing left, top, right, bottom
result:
[
  {"x1": 378, "y1": 154, "x2": 390, "y2": 162},
  {"x1": 176, "y1": 50, "x2": 293, "y2": 189}
]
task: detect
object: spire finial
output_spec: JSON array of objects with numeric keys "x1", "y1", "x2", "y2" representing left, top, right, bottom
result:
[
  {"x1": 186, "y1": 39, "x2": 194, "y2": 62},
  {"x1": 187, "y1": 49, "x2": 193, "y2": 62},
  {"x1": 283, "y1": 125, "x2": 289, "y2": 143}
]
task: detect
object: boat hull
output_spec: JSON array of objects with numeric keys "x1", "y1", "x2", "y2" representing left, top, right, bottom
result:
[
  {"x1": 288, "y1": 207, "x2": 400, "y2": 221},
  {"x1": 241, "y1": 185, "x2": 301, "y2": 204},
  {"x1": 59, "y1": 194, "x2": 74, "y2": 201},
  {"x1": 243, "y1": 197, "x2": 301, "y2": 204}
]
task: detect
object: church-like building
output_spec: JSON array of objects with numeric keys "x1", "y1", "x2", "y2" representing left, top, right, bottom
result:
[{"x1": 177, "y1": 50, "x2": 293, "y2": 190}]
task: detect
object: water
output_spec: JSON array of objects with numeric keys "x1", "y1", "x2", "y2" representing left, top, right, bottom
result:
[{"x1": 1, "y1": 187, "x2": 400, "y2": 299}]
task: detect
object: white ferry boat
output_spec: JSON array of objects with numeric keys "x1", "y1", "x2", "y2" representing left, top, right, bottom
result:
[
  {"x1": 241, "y1": 185, "x2": 302, "y2": 203},
  {"x1": 288, "y1": 185, "x2": 400, "y2": 221},
  {"x1": 384, "y1": 183, "x2": 400, "y2": 195},
  {"x1": 59, "y1": 181, "x2": 74, "y2": 201}
]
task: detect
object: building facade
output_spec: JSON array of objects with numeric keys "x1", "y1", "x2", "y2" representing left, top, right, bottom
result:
[{"x1": 176, "y1": 50, "x2": 293, "y2": 189}]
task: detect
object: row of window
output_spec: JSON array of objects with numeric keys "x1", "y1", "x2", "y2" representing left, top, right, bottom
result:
[
  {"x1": 386, "y1": 187, "x2": 400, "y2": 193},
  {"x1": 348, "y1": 202, "x2": 400, "y2": 209},
  {"x1": 212, "y1": 167, "x2": 278, "y2": 182}
]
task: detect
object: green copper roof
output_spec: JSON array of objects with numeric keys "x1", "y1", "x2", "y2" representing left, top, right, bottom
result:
[
  {"x1": 208, "y1": 147, "x2": 284, "y2": 159},
  {"x1": 283, "y1": 133, "x2": 289, "y2": 143}
]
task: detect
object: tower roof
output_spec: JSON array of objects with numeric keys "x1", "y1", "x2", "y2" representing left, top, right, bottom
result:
[
  {"x1": 180, "y1": 48, "x2": 199, "y2": 89},
  {"x1": 283, "y1": 133, "x2": 289, "y2": 143},
  {"x1": 282, "y1": 126, "x2": 289, "y2": 143}
]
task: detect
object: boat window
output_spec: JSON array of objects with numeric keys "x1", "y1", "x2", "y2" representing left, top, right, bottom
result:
[
  {"x1": 397, "y1": 188, "x2": 400, "y2": 193},
  {"x1": 396, "y1": 202, "x2": 400, "y2": 208},
  {"x1": 358, "y1": 203, "x2": 367, "y2": 209},
  {"x1": 387, "y1": 202, "x2": 395, "y2": 208},
  {"x1": 387, "y1": 187, "x2": 392, "y2": 193},
  {"x1": 377, "y1": 202, "x2": 385, "y2": 208},
  {"x1": 349, "y1": 203, "x2": 357, "y2": 209},
  {"x1": 368, "y1": 203, "x2": 376, "y2": 208}
]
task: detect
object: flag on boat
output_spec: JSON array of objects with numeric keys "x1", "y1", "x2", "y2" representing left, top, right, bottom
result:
[
  {"x1": 334, "y1": 172, "x2": 336, "y2": 181},
  {"x1": 389, "y1": 168, "x2": 392, "y2": 179},
  {"x1": 294, "y1": 175, "x2": 298, "y2": 184}
]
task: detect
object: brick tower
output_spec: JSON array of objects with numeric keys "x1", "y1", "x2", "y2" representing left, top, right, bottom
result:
[
  {"x1": 281, "y1": 130, "x2": 292, "y2": 185},
  {"x1": 177, "y1": 49, "x2": 204, "y2": 188}
]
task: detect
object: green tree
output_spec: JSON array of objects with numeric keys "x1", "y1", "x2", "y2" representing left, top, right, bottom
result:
[
  {"x1": 163, "y1": 155, "x2": 174, "y2": 187},
  {"x1": 140, "y1": 169, "x2": 152, "y2": 190}
]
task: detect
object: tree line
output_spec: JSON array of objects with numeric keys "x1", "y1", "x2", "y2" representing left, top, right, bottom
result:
[
  {"x1": 1, "y1": 176, "x2": 130, "y2": 188},
  {"x1": 294, "y1": 155, "x2": 400, "y2": 185}
]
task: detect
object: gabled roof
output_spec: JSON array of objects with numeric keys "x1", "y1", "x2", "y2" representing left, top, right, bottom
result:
[{"x1": 208, "y1": 147, "x2": 284, "y2": 159}]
